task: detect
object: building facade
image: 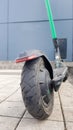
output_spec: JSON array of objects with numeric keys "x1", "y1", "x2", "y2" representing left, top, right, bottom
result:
[{"x1": 0, "y1": 0, "x2": 73, "y2": 61}]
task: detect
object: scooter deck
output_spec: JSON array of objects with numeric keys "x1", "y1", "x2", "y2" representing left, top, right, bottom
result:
[
  {"x1": 52, "y1": 66, "x2": 68, "y2": 91},
  {"x1": 53, "y1": 66, "x2": 68, "y2": 79}
]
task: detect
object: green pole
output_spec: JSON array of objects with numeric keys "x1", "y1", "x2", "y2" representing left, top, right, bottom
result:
[{"x1": 45, "y1": 0, "x2": 57, "y2": 39}]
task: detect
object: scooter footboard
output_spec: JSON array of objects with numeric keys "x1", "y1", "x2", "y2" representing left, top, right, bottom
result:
[{"x1": 52, "y1": 66, "x2": 68, "y2": 92}]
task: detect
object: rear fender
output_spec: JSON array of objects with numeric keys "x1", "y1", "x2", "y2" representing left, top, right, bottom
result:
[{"x1": 16, "y1": 50, "x2": 53, "y2": 79}]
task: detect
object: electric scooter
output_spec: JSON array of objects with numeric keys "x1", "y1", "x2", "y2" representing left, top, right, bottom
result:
[{"x1": 16, "y1": 0, "x2": 68, "y2": 120}]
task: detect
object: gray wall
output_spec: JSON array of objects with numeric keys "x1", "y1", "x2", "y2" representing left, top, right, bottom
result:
[{"x1": 0, "y1": 0, "x2": 73, "y2": 61}]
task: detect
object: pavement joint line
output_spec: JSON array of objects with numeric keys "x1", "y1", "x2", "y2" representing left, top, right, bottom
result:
[
  {"x1": 6, "y1": 101, "x2": 22, "y2": 102},
  {"x1": 14, "y1": 109, "x2": 26, "y2": 130},
  {"x1": 0, "y1": 71, "x2": 21, "y2": 75},
  {"x1": 0, "y1": 87, "x2": 20, "y2": 104},
  {"x1": 23, "y1": 116, "x2": 64, "y2": 122},
  {"x1": 0, "y1": 114, "x2": 20, "y2": 119},
  {"x1": 66, "y1": 121, "x2": 73, "y2": 123},
  {"x1": 58, "y1": 92, "x2": 67, "y2": 130},
  {"x1": 0, "y1": 73, "x2": 21, "y2": 75}
]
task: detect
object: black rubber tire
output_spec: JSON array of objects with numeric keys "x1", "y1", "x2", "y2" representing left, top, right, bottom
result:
[{"x1": 21, "y1": 57, "x2": 54, "y2": 120}]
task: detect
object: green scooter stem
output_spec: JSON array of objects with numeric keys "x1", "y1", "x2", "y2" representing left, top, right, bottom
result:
[
  {"x1": 45, "y1": 0, "x2": 60, "y2": 52},
  {"x1": 45, "y1": 0, "x2": 61, "y2": 67},
  {"x1": 45, "y1": 0, "x2": 57, "y2": 39}
]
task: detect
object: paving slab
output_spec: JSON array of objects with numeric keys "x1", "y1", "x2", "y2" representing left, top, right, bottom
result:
[
  {"x1": 0, "y1": 71, "x2": 72, "y2": 130},
  {"x1": 7, "y1": 89, "x2": 23, "y2": 102},
  {"x1": 0, "y1": 116, "x2": 19, "y2": 130},
  {"x1": 0, "y1": 101, "x2": 25, "y2": 118},
  {"x1": 16, "y1": 118, "x2": 64, "y2": 130},
  {"x1": 0, "y1": 69, "x2": 21, "y2": 75},
  {"x1": 0, "y1": 61, "x2": 23, "y2": 69},
  {"x1": 59, "y1": 81, "x2": 73, "y2": 121},
  {"x1": 66, "y1": 122, "x2": 73, "y2": 130},
  {"x1": 0, "y1": 85, "x2": 19, "y2": 94},
  {"x1": 0, "y1": 75, "x2": 20, "y2": 87},
  {"x1": 0, "y1": 93, "x2": 10, "y2": 102},
  {"x1": 0, "y1": 87, "x2": 20, "y2": 103},
  {"x1": 0, "y1": 75, "x2": 21, "y2": 103},
  {"x1": 59, "y1": 81, "x2": 73, "y2": 129}
]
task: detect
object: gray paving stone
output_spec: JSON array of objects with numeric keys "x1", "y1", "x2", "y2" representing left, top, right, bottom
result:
[
  {"x1": 0, "y1": 61, "x2": 23, "y2": 69},
  {"x1": 0, "y1": 89, "x2": 21, "y2": 103},
  {"x1": 0, "y1": 94, "x2": 8, "y2": 102},
  {"x1": 0, "y1": 75, "x2": 20, "y2": 87},
  {"x1": 60, "y1": 81, "x2": 73, "y2": 98},
  {"x1": 0, "y1": 86, "x2": 19, "y2": 93},
  {"x1": 0, "y1": 79, "x2": 16, "y2": 86},
  {"x1": 49, "y1": 104, "x2": 63, "y2": 121},
  {"x1": 53, "y1": 93, "x2": 60, "y2": 105},
  {"x1": 0, "y1": 74, "x2": 20, "y2": 79},
  {"x1": 24, "y1": 111, "x2": 34, "y2": 119},
  {"x1": 62, "y1": 107, "x2": 73, "y2": 122},
  {"x1": 16, "y1": 118, "x2": 64, "y2": 130},
  {"x1": 66, "y1": 122, "x2": 73, "y2": 130},
  {"x1": 49, "y1": 93, "x2": 63, "y2": 121},
  {"x1": 0, "y1": 87, "x2": 20, "y2": 102},
  {"x1": 59, "y1": 81, "x2": 73, "y2": 122},
  {"x1": 0, "y1": 116, "x2": 19, "y2": 130},
  {"x1": 0, "y1": 77, "x2": 20, "y2": 102},
  {"x1": 0, "y1": 101, "x2": 25, "y2": 118},
  {"x1": 59, "y1": 81, "x2": 73, "y2": 130},
  {"x1": 0, "y1": 71, "x2": 73, "y2": 130},
  {"x1": 6, "y1": 89, "x2": 23, "y2": 102}
]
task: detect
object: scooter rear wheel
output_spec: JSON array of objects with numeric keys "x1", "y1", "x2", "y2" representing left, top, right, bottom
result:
[{"x1": 21, "y1": 57, "x2": 54, "y2": 120}]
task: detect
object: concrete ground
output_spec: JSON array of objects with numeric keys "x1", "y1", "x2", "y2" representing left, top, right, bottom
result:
[{"x1": 0, "y1": 70, "x2": 73, "y2": 130}]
